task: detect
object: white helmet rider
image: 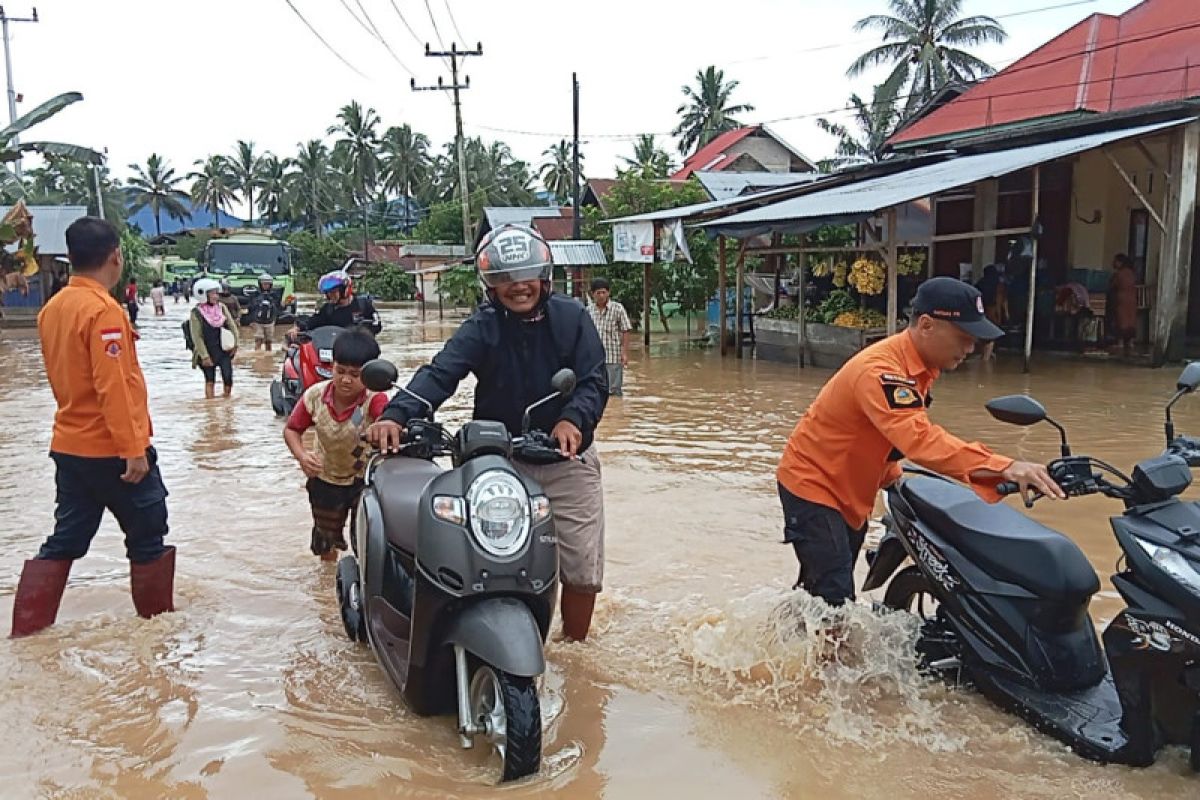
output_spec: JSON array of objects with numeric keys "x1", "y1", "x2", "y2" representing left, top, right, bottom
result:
[{"x1": 192, "y1": 277, "x2": 222, "y2": 303}]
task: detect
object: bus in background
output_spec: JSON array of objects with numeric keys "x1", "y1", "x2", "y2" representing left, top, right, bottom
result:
[{"x1": 201, "y1": 231, "x2": 297, "y2": 323}]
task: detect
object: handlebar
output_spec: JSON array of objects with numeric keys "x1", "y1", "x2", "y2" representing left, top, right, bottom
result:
[
  {"x1": 996, "y1": 456, "x2": 1134, "y2": 509},
  {"x1": 1167, "y1": 435, "x2": 1200, "y2": 468}
]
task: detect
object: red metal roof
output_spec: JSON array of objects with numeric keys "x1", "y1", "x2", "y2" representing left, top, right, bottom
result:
[
  {"x1": 671, "y1": 126, "x2": 760, "y2": 179},
  {"x1": 532, "y1": 216, "x2": 576, "y2": 241},
  {"x1": 889, "y1": 0, "x2": 1200, "y2": 148}
]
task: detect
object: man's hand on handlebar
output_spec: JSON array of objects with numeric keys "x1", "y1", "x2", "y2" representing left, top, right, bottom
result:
[
  {"x1": 367, "y1": 420, "x2": 406, "y2": 453},
  {"x1": 1001, "y1": 460, "x2": 1066, "y2": 503},
  {"x1": 551, "y1": 420, "x2": 583, "y2": 458}
]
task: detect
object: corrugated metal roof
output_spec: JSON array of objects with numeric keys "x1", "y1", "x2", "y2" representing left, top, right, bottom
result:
[
  {"x1": 604, "y1": 178, "x2": 831, "y2": 225},
  {"x1": 549, "y1": 240, "x2": 607, "y2": 265},
  {"x1": 0, "y1": 205, "x2": 88, "y2": 254},
  {"x1": 482, "y1": 206, "x2": 566, "y2": 229},
  {"x1": 703, "y1": 118, "x2": 1190, "y2": 237},
  {"x1": 403, "y1": 244, "x2": 466, "y2": 257},
  {"x1": 890, "y1": 0, "x2": 1200, "y2": 148},
  {"x1": 672, "y1": 127, "x2": 759, "y2": 180},
  {"x1": 695, "y1": 170, "x2": 821, "y2": 200}
]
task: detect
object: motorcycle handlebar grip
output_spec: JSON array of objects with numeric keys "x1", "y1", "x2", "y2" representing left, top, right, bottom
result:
[{"x1": 996, "y1": 481, "x2": 1020, "y2": 496}]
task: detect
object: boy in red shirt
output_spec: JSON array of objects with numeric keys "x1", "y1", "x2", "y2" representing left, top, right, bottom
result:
[{"x1": 283, "y1": 328, "x2": 387, "y2": 560}]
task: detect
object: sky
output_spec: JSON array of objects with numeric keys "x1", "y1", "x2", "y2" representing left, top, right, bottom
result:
[{"x1": 14, "y1": 0, "x2": 1144, "y2": 216}]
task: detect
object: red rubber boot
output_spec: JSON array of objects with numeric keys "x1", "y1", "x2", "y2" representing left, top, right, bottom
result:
[
  {"x1": 10, "y1": 559, "x2": 72, "y2": 638},
  {"x1": 130, "y1": 546, "x2": 176, "y2": 619}
]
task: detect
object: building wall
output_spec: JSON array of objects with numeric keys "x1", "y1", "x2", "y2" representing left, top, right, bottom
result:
[{"x1": 726, "y1": 137, "x2": 793, "y2": 173}]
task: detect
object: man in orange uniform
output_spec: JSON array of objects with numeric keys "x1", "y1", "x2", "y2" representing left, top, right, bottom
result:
[
  {"x1": 11, "y1": 218, "x2": 175, "y2": 638},
  {"x1": 777, "y1": 276, "x2": 1064, "y2": 606}
]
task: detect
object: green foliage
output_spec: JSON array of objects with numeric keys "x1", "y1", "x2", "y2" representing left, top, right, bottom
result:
[
  {"x1": 813, "y1": 289, "x2": 858, "y2": 324},
  {"x1": 287, "y1": 230, "x2": 348, "y2": 290},
  {"x1": 173, "y1": 230, "x2": 216, "y2": 261},
  {"x1": 412, "y1": 200, "x2": 466, "y2": 244},
  {"x1": 672, "y1": 66, "x2": 755, "y2": 156},
  {"x1": 437, "y1": 266, "x2": 482, "y2": 308},
  {"x1": 581, "y1": 174, "x2": 715, "y2": 332},
  {"x1": 360, "y1": 263, "x2": 416, "y2": 301},
  {"x1": 116, "y1": 228, "x2": 155, "y2": 300}
]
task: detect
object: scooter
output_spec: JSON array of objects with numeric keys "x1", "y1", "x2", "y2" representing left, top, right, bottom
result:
[
  {"x1": 269, "y1": 324, "x2": 343, "y2": 417},
  {"x1": 336, "y1": 358, "x2": 573, "y2": 782},
  {"x1": 863, "y1": 363, "x2": 1200, "y2": 770}
]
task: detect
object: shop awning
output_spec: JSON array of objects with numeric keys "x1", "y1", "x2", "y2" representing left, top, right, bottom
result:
[
  {"x1": 701, "y1": 118, "x2": 1194, "y2": 238},
  {"x1": 549, "y1": 240, "x2": 608, "y2": 265}
]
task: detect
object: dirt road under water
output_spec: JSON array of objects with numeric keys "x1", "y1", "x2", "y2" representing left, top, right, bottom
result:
[{"x1": 1, "y1": 302, "x2": 1197, "y2": 798}]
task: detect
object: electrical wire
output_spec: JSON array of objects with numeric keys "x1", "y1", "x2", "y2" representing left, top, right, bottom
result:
[
  {"x1": 424, "y1": 0, "x2": 447, "y2": 51},
  {"x1": 353, "y1": 0, "x2": 417, "y2": 75},
  {"x1": 281, "y1": 0, "x2": 368, "y2": 79},
  {"x1": 444, "y1": 0, "x2": 468, "y2": 44},
  {"x1": 336, "y1": 0, "x2": 377, "y2": 40}
]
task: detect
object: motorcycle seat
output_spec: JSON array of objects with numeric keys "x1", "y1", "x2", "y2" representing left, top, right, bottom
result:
[
  {"x1": 371, "y1": 457, "x2": 444, "y2": 554},
  {"x1": 900, "y1": 477, "x2": 1100, "y2": 600}
]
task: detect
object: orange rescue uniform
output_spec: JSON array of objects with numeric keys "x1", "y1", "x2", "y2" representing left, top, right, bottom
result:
[
  {"x1": 38, "y1": 275, "x2": 153, "y2": 459},
  {"x1": 777, "y1": 331, "x2": 1013, "y2": 529}
]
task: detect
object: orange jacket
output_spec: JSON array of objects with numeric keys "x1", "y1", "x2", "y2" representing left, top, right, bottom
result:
[
  {"x1": 38, "y1": 275, "x2": 153, "y2": 459},
  {"x1": 777, "y1": 331, "x2": 1012, "y2": 529}
]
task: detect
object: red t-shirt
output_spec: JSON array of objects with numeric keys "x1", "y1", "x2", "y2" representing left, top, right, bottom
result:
[{"x1": 124, "y1": 284, "x2": 137, "y2": 303}]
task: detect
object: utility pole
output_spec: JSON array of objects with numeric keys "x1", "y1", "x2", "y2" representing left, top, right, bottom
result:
[
  {"x1": 572, "y1": 73, "x2": 580, "y2": 240},
  {"x1": 412, "y1": 42, "x2": 482, "y2": 249},
  {"x1": 0, "y1": 6, "x2": 37, "y2": 179}
]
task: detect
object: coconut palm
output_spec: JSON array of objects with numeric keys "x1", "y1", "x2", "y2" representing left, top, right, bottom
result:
[
  {"x1": 539, "y1": 139, "x2": 581, "y2": 204},
  {"x1": 672, "y1": 66, "x2": 755, "y2": 156},
  {"x1": 848, "y1": 0, "x2": 1007, "y2": 115},
  {"x1": 189, "y1": 155, "x2": 237, "y2": 228},
  {"x1": 380, "y1": 124, "x2": 431, "y2": 229},
  {"x1": 286, "y1": 139, "x2": 335, "y2": 235},
  {"x1": 620, "y1": 134, "x2": 675, "y2": 179},
  {"x1": 257, "y1": 154, "x2": 288, "y2": 227},
  {"x1": 815, "y1": 83, "x2": 902, "y2": 171},
  {"x1": 26, "y1": 157, "x2": 124, "y2": 221},
  {"x1": 228, "y1": 140, "x2": 264, "y2": 225},
  {"x1": 126, "y1": 153, "x2": 191, "y2": 237},
  {"x1": 329, "y1": 101, "x2": 382, "y2": 247}
]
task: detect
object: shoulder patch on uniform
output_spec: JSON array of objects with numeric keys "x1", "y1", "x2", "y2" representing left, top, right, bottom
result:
[
  {"x1": 99, "y1": 327, "x2": 122, "y2": 342},
  {"x1": 879, "y1": 372, "x2": 917, "y2": 387},
  {"x1": 104, "y1": 340, "x2": 122, "y2": 358},
  {"x1": 882, "y1": 382, "x2": 924, "y2": 410}
]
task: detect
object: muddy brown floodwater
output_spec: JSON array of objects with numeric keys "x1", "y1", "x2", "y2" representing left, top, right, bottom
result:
[{"x1": 1, "y1": 301, "x2": 1198, "y2": 798}]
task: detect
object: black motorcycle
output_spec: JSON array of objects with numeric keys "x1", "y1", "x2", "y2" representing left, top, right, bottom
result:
[
  {"x1": 336, "y1": 358, "x2": 573, "y2": 782},
  {"x1": 863, "y1": 363, "x2": 1200, "y2": 770}
]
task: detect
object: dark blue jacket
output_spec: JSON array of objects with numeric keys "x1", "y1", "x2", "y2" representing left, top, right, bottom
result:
[{"x1": 379, "y1": 293, "x2": 609, "y2": 452}]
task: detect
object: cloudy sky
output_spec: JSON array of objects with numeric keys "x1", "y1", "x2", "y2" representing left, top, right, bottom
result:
[{"x1": 17, "y1": 0, "x2": 1140, "y2": 214}]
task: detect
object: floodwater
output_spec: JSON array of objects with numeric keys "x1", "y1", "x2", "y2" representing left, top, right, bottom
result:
[{"x1": 1, "y1": 301, "x2": 1197, "y2": 799}]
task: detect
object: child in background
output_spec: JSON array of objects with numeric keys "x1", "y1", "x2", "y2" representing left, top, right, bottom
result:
[{"x1": 283, "y1": 328, "x2": 387, "y2": 561}]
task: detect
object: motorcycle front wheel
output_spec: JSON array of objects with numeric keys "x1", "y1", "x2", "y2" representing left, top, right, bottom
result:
[{"x1": 469, "y1": 664, "x2": 541, "y2": 782}]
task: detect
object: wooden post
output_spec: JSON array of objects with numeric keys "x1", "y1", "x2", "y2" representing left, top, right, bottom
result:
[
  {"x1": 1153, "y1": 121, "x2": 1200, "y2": 365},
  {"x1": 437, "y1": 272, "x2": 444, "y2": 320},
  {"x1": 642, "y1": 262, "x2": 651, "y2": 349},
  {"x1": 797, "y1": 244, "x2": 809, "y2": 368},
  {"x1": 718, "y1": 236, "x2": 728, "y2": 356},
  {"x1": 886, "y1": 207, "x2": 898, "y2": 336},
  {"x1": 1023, "y1": 166, "x2": 1042, "y2": 373},
  {"x1": 735, "y1": 244, "x2": 746, "y2": 359}
]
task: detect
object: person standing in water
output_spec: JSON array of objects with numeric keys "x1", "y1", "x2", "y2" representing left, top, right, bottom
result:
[
  {"x1": 1109, "y1": 253, "x2": 1138, "y2": 358},
  {"x1": 188, "y1": 278, "x2": 239, "y2": 399},
  {"x1": 11, "y1": 217, "x2": 175, "y2": 637}
]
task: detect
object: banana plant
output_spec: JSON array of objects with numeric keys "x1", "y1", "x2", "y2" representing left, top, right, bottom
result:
[{"x1": 0, "y1": 92, "x2": 103, "y2": 200}]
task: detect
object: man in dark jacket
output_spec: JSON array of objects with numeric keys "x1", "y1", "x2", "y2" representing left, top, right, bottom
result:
[{"x1": 367, "y1": 224, "x2": 609, "y2": 640}]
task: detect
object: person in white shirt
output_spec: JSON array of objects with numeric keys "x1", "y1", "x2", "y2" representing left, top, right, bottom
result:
[{"x1": 149, "y1": 280, "x2": 166, "y2": 317}]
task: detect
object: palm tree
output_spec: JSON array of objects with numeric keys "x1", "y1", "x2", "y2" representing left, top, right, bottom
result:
[
  {"x1": 620, "y1": 134, "x2": 675, "y2": 178},
  {"x1": 25, "y1": 157, "x2": 124, "y2": 221},
  {"x1": 329, "y1": 101, "x2": 382, "y2": 248},
  {"x1": 126, "y1": 153, "x2": 191, "y2": 237},
  {"x1": 189, "y1": 155, "x2": 237, "y2": 228},
  {"x1": 286, "y1": 139, "x2": 335, "y2": 235},
  {"x1": 815, "y1": 83, "x2": 902, "y2": 171},
  {"x1": 539, "y1": 139, "x2": 581, "y2": 204},
  {"x1": 257, "y1": 154, "x2": 288, "y2": 227},
  {"x1": 848, "y1": 0, "x2": 1007, "y2": 115},
  {"x1": 672, "y1": 66, "x2": 755, "y2": 156},
  {"x1": 228, "y1": 140, "x2": 264, "y2": 225},
  {"x1": 380, "y1": 124, "x2": 431, "y2": 230}
]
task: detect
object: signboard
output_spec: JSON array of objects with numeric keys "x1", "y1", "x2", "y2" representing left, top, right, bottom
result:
[{"x1": 613, "y1": 221, "x2": 654, "y2": 263}]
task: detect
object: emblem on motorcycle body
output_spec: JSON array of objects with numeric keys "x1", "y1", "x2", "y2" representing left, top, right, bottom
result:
[
  {"x1": 907, "y1": 529, "x2": 959, "y2": 590},
  {"x1": 1122, "y1": 614, "x2": 1176, "y2": 652}
]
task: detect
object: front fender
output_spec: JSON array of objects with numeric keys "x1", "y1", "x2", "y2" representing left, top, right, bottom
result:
[{"x1": 443, "y1": 597, "x2": 545, "y2": 678}]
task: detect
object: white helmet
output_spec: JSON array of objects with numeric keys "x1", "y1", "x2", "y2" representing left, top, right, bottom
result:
[{"x1": 193, "y1": 278, "x2": 221, "y2": 302}]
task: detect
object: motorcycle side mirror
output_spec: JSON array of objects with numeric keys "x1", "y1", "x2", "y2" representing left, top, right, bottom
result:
[
  {"x1": 550, "y1": 368, "x2": 577, "y2": 398},
  {"x1": 361, "y1": 359, "x2": 399, "y2": 392},
  {"x1": 1177, "y1": 362, "x2": 1200, "y2": 393},
  {"x1": 985, "y1": 395, "x2": 1047, "y2": 426},
  {"x1": 986, "y1": 394, "x2": 1071, "y2": 456}
]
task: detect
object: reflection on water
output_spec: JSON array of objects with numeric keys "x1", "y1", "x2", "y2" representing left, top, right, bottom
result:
[{"x1": 1, "y1": 302, "x2": 1198, "y2": 797}]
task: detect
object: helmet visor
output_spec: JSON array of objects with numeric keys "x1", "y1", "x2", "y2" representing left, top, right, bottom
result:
[{"x1": 479, "y1": 264, "x2": 551, "y2": 288}]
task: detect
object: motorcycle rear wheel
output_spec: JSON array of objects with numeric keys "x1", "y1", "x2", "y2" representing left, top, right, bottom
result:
[
  {"x1": 469, "y1": 664, "x2": 541, "y2": 782},
  {"x1": 883, "y1": 566, "x2": 938, "y2": 620},
  {"x1": 335, "y1": 556, "x2": 367, "y2": 643}
]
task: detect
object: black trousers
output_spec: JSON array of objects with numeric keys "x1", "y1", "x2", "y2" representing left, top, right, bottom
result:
[
  {"x1": 778, "y1": 482, "x2": 866, "y2": 605},
  {"x1": 37, "y1": 447, "x2": 170, "y2": 563}
]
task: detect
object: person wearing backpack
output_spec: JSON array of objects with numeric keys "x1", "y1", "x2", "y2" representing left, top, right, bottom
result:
[
  {"x1": 188, "y1": 278, "x2": 239, "y2": 399},
  {"x1": 250, "y1": 273, "x2": 281, "y2": 351}
]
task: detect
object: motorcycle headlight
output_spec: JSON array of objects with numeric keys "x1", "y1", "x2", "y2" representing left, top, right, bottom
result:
[
  {"x1": 1134, "y1": 537, "x2": 1200, "y2": 597},
  {"x1": 315, "y1": 366, "x2": 333, "y2": 379},
  {"x1": 466, "y1": 470, "x2": 530, "y2": 557}
]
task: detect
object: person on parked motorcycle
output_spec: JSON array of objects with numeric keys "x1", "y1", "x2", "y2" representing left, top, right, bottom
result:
[
  {"x1": 776, "y1": 276, "x2": 1066, "y2": 607},
  {"x1": 284, "y1": 328, "x2": 388, "y2": 561},
  {"x1": 290, "y1": 270, "x2": 380, "y2": 336},
  {"x1": 250, "y1": 273, "x2": 281, "y2": 352},
  {"x1": 366, "y1": 224, "x2": 609, "y2": 641}
]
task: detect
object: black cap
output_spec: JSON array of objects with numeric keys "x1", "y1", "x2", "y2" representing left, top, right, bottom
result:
[{"x1": 912, "y1": 276, "x2": 1004, "y2": 340}]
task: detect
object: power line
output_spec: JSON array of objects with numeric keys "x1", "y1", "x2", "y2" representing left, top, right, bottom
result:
[
  {"x1": 388, "y1": 0, "x2": 425, "y2": 48},
  {"x1": 424, "y1": 0, "x2": 447, "y2": 50},
  {"x1": 443, "y1": 0, "x2": 467, "y2": 44},
  {"x1": 336, "y1": 0, "x2": 376, "y2": 39},
  {"x1": 353, "y1": 0, "x2": 416, "y2": 75},
  {"x1": 281, "y1": 0, "x2": 368, "y2": 79}
]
